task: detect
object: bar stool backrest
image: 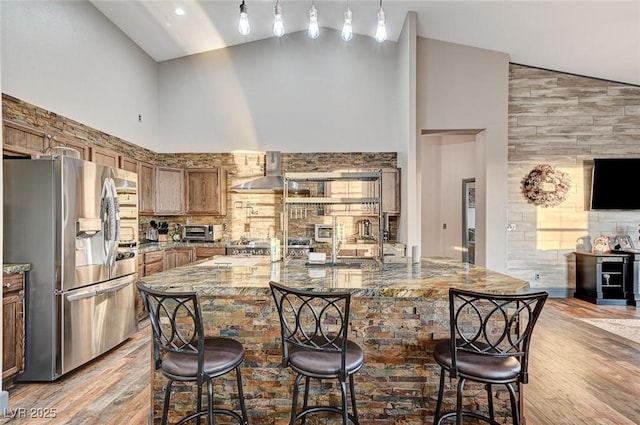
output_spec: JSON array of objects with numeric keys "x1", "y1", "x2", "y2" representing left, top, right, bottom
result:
[
  {"x1": 270, "y1": 281, "x2": 352, "y2": 379},
  {"x1": 137, "y1": 282, "x2": 205, "y2": 373},
  {"x1": 448, "y1": 288, "x2": 548, "y2": 384}
]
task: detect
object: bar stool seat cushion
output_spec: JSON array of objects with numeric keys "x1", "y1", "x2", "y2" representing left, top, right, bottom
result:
[
  {"x1": 434, "y1": 340, "x2": 522, "y2": 382},
  {"x1": 289, "y1": 339, "x2": 364, "y2": 376},
  {"x1": 162, "y1": 337, "x2": 245, "y2": 379}
]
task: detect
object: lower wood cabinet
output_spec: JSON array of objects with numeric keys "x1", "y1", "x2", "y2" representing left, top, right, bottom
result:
[
  {"x1": 163, "y1": 248, "x2": 194, "y2": 270},
  {"x1": 195, "y1": 246, "x2": 226, "y2": 260},
  {"x1": 3, "y1": 272, "x2": 25, "y2": 388}
]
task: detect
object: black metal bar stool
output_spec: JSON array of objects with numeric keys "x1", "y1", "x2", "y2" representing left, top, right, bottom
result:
[
  {"x1": 269, "y1": 281, "x2": 364, "y2": 425},
  {"x1": 433, "y1": 288, "x2": 548, "y2": 425},
  {"x1": 137, "y1": 281, "x2": 249, "y2": 425}
]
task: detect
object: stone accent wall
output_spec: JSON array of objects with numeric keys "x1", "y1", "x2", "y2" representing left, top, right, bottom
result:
[
  {"x1": 508, "y1": 64, "x2": 640, "y2": 291},
  {"x1": 3, "y1": 95, "x2": 398, "y2": 244}
]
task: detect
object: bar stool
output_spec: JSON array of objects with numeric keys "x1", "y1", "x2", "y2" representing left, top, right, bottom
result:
[
  {"x1": 269, "y1": 281, "x2": 364, "y2": 425},
  {"x1": 433, "y1": 288, "x2": 548, "y2": 425},
  {"x1": 136, "y1": 281, "x2": 249, "y2": 425}
]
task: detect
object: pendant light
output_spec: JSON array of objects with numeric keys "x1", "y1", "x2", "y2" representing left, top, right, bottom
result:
[
  {"x1": 238, "y1": 0, "x2": 250, "y2": 36},
  {"x1": 273, "y1": 0, "x2": 285, "y2": 37},
  {"x1": 375, "y1": 0, "x2": 387, "y2": 43},
  {"x1": 341, "y1": 0, "x2": 353, "y2": 42},
  {"x1": 308, "y1": 2, "x2": 319, "y2": 39}
]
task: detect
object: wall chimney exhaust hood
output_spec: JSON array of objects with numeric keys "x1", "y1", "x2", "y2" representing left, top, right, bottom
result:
[{"x1": 230, "y1": 151, "x2": 309, "y2": 194}]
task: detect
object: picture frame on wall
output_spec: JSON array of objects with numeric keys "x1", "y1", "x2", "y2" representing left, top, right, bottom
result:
[{"x1": 614, "y1": 235, "x2": 634, "y2": 250}]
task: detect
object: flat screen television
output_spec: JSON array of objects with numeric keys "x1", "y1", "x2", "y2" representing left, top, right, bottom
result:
[{"x1": 591, "y1": 158, "x2": 640, "y2": 210}]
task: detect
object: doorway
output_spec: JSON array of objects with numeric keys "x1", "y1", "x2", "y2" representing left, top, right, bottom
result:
[{"x1": 462, "y1": 178, "x2": 475, "y2": 264}]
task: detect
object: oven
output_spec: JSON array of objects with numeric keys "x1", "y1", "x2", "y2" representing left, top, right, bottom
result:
[
  {"x1": 286, "y1": 238, "x2": 311, "y2": 257},
  {"x1": 225, "y1": 238, "x2": 311, "y2": 257}
]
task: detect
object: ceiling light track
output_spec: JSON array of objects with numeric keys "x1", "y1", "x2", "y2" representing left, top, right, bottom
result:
[{"x1": 235, "y1": 0, "x2": 387, "y2": 43}]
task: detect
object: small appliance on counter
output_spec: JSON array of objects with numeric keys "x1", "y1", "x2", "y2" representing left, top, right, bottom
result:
[{"x1": 182, "y1": 224, "x2": 223, "y2": 242}]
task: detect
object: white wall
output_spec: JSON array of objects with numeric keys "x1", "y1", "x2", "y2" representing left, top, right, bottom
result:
[
  {"x1": 157, "y1": 29, "x2": 400, "y2": 153},
  {"x1": 421, "y1": 135, "x2": 476, "y2": 259},
  {"x1": 417, "y1": 38, "x2": 509, "y2": 273},
  {"x1": 394, "y1": 12, "x2": 418, "y2": 255},
  {"x1": 1, "y1": 1, "x2": 159, "y2": 149}
]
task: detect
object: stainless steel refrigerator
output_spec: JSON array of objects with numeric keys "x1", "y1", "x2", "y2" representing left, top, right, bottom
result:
[{"x1": 3, "y1": 156, "x2": 138, "y2": 381}]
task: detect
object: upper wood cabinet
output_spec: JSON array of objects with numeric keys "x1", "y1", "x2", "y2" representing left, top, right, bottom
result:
[
  {"x1": 90, "y1": 146, "x2": 119, "y2": 168},
  {"x1": 2, "y1": 120, "x2": 88, "y2": 159},
  {"x1": 185, "y1": 168, "x2": 228, "y2": 215},
  {"x1": 138, "y1": 161, "x2": 155, "y2": 215},
  {"x1": 155, "y1": 166, "x2": 184, "y2": 215},
  {"x1": 381, "y1": 168, "x2": 401, "y2": 215},
  {"x1": 119, "y1": 156, "x2": 138, "y2": 174},
  {"x1": 51, "y1": 136, "x2": 89, "y2": 160},
  {"x1": 3, "y1": 121, "x2": 47, "y2": 155}
]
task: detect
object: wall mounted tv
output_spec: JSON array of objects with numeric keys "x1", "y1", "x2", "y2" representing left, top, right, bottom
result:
[{"x1": 591, "y1": 158, "x2": 640, "y2": 210}]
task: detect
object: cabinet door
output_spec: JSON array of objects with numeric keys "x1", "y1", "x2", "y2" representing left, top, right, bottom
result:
[
  {"x1": 381, "y1": 168, "x2": 400, "y2": 215},
  {"x1": 51, "y1": 136, "x2": 89, "y2": 160},
  {"x1": 155, "y1": 167, "x2": 184, "y2": 215},
  {"x1": 175, "y1": 248, "x2": 194, "y2": 267},
  {"x1": 90, "y1": 146, "x2": 119, "y2": 168},
  {"x1": 185, "y1": 168, "x2": 228, "y2": 215},
  {"x1": 195, "y1": 246, "x2": 225, "y2": 260},
  {"x1": 164, "y1": 250, "x2": 177, "y2": 270},
  {"x1": 138, "y1": 161, "x2": 156, "y2": 214},
  {"x1": 3, "y1": 273, "x2": 25, "y2": 381},
  {"x1": 3, "y1": 120, "x2": 47, "y2": 154},
  {"x1": 119, "y1": 156, "x2": 138, "y2": 173}
]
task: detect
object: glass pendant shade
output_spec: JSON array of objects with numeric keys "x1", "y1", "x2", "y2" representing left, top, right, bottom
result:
[
  {"x1": 238, "y1": 1, "x2": 250, "y2": 36},
  {"x1": 375, "y1": 7, "x2": 387, "y2": 43},
  {"x1": 341, "y1": 8, "x2": 353, "y2": 41},
  {"x1": 273, "y1": 1, "x2": 285, "y2": 37},
  {"x1": 308, "y1": 4, "x2": 319, "y2": 39}
]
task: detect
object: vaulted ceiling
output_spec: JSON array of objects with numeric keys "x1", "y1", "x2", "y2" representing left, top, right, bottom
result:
[{"x1": 91, "y1": 1, "x2": 640, "y2": 86}]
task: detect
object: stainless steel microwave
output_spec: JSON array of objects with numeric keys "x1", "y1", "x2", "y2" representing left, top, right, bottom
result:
[
  {"x1": 182, "y1": 224, "x2": 223, "y2": 242},
  {"x1": 314, "y1": 224, "x2": 333, "y2": 243}
]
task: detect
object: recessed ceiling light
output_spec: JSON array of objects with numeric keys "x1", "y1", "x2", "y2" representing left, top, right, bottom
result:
[{"x1": 175, "y1": 7, "x2": 185, "y2": 16}]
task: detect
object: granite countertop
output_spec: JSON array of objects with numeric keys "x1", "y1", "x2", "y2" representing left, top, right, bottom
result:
[
  {"x1": 3, "y1": 263, "x2": 31, "y2": 274},
  {"x1": 139, "y1": 241, "x2": 226, "y2": 253},
  {"x1": 139, "y1": 256, "x2": 529, "y2": 298}
]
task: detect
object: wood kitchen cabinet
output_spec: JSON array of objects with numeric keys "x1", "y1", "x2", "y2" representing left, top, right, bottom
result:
[
  {"x1": 3, "y1": 120, "x2": 48, "y2": 155},
  {"x1": 195, "y1": 246, "x2": 226, "y2": 260},
  {"x1": 138, "y1": 161, "x2": 155, "y2": 214},
  {"x1": 143, "y1": 250, "x2": 165, "y2": 276},
  {"x1": 164, "y1": 248, "x2": 194, "y2": 270},
  {"x1": 90, "y1": 146, "x2": 119, "y2": 168},
  {"x1": 2, "y1": 120, "x2": 88, "y2": 159},
  {"x1": 119, "y1": 156, "x2": 138, "y2": 173},
  {"x1": 155, "y1": 166, "x2": 184, "y2": 215},
  {"x1": 381, "y1": 168, "x2": 401, "y2": 215},
  {"x1": 185, "y1": 168, "x2": 228, "y2": 215},
  {"x1": 3, "y1": 272, "x2": 25, "y2": 389}
]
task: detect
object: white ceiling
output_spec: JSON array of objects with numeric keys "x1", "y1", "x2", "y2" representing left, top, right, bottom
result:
[{"x1": 90, "y1": 0, "x2": 640, "y2": 86}]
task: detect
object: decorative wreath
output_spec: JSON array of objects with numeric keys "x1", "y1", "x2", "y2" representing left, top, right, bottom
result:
[{"x1": 520, "y1": 164, "x2": 571, "y2": 207}]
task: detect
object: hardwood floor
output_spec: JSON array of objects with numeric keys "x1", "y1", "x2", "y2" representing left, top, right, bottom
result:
[{"x1": 3, "y1": 298, "x2": 640, "y2": 425}]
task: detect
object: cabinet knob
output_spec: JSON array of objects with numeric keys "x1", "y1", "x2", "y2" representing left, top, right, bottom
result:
[{"x1": 5, "y1": 283, "x2": 11, "y2": 288}]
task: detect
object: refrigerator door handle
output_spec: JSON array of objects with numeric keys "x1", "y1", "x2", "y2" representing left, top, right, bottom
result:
[{"x1": 95, "y1": 280, "x2": 130, "y2": 295}]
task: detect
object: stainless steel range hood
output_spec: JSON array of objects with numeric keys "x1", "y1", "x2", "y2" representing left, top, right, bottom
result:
[{"x1": 231, "y1": 151, "x2": 309, "y2": 194}]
